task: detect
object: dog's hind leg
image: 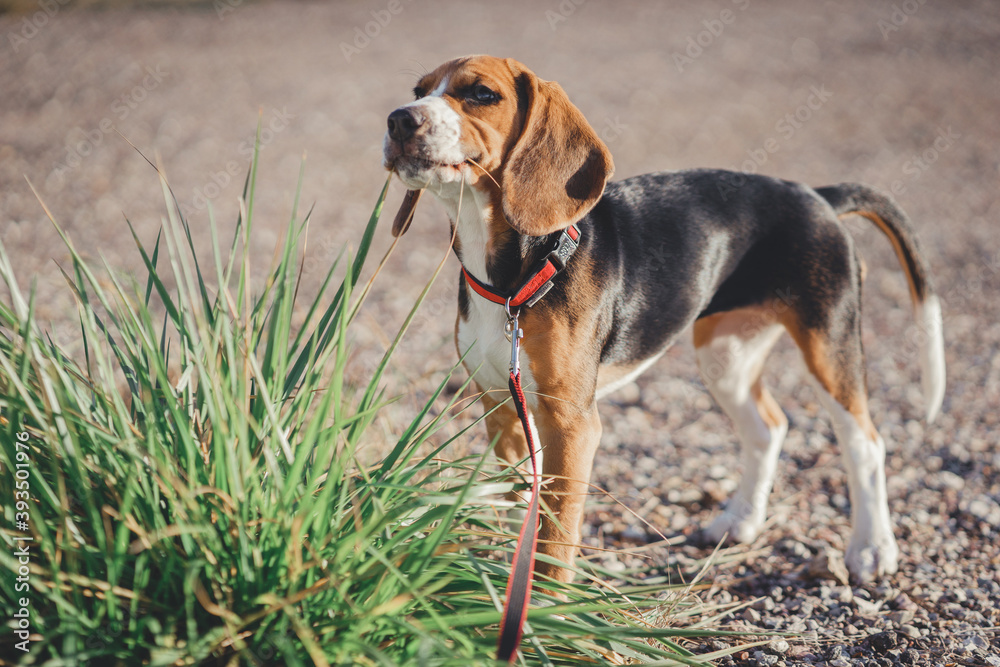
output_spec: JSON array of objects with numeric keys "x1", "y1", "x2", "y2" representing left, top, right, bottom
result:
[
  {"x1": 783, "y1": 306, "x2": 898, "y2": 583},
  {"x1": 694, "y1": 306, "x2": 788, "y2": 546}
]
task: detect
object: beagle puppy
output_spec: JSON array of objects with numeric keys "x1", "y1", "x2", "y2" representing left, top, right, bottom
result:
[{"x1": 382, "y1": 55, "x2": 945, "y2": 585}]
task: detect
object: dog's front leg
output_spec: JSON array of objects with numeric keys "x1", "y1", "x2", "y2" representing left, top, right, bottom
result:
[
  {"x1": 481, "y1": 385, "x2": 601, "y2": 584},
  {"x1": 532, "y1": 395, "x2": 602, "y2": 585}
]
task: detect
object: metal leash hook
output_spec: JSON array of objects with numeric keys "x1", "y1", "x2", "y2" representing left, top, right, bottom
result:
[{"x1": 504, "y1": 297, "x2": 523, "y2": 374}]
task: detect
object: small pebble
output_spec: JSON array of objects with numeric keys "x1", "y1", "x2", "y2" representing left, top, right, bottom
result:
[
  {"x1": 869, "y1": 631, "x2": 899, "y2": 654},
  {"x1": 887, "y1": 609, "x2": 915, "y2": 625},
  {"x1": 768, "y1": 639, "x2": 789, "y2": 654},
  {"x1": 961, "y1": 635, "x2": 989, "y2": 653},
  {"x1": 936, "y1": 470, "x2": 965, "y2": 491},
  {"x1": 805, "y1": 548, "x2": 850, "y2": 585},
  {"x1": 753, "y1": 596, "x2": 776, "y2": 612},
  {"x1": 751, "y1": 650, "x2": 778, "y2": 666},
  {"x1": 873, "y1": 584, "x2": 895, "y2": 600},
  {"x1": 621, "y1": 524, "x2": 645, "y2": 542}
]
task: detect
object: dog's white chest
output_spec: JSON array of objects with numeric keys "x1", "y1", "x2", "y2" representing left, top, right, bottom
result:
[{"x1": 457, "y1": 295, "x2": 536, "y2": 408}]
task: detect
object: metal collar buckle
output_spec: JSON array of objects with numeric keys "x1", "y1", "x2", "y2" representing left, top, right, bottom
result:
[{"x1": 546, "y1": 227, "x2": 579, "y2": 271}]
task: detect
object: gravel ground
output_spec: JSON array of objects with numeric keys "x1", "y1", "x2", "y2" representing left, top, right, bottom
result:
[{"x1": 2, "y1": 2, "x2": 998, "y2": 665}]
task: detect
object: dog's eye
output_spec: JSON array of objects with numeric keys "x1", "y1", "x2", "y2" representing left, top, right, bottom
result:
[
  {"x1": 413, "y1": 86, "x2": 426, "y2": 100},
  {"x1": 467, "y1": 84, "x2": 500, "y2": 105}
]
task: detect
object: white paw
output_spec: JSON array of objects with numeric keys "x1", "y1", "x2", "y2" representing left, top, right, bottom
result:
[
  {"x1": 845, "y1": 535, "x2": 899, "y2": 583},
  {"x1": 704, "y1": 508, "x2": 765, "y2": 545}
]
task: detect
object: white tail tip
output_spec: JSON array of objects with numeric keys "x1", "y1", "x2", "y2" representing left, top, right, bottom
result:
[{"x1": 916, "y1": 295, "x2": 946, "y2": 423}]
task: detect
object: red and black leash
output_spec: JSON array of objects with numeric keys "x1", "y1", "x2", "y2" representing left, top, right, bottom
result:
[{"x1": 496, "y1": 302, "x2": 542, "y2": 663}]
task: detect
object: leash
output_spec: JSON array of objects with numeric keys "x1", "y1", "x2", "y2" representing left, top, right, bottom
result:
[{"x1": 496, "y1": 298, "x2": 542, "y2": 664}]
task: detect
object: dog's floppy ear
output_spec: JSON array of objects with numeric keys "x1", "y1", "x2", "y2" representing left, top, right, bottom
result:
[{"x1": 501, "y1": 64, "x2": 614, "y2": 237}]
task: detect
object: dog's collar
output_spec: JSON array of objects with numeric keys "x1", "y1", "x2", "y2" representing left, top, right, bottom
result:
[{"x1": 460, "y1": 224, "x2": 581, "y2": 309}]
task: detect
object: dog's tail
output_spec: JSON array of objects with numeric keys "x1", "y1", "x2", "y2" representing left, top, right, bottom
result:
[{"x1": 816, "y1": 183, "x2": 945, "y2": 423}]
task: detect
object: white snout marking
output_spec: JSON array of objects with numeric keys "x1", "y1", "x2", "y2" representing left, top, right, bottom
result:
[{"x1": 384, "y1": 75, "x2": 468, "y2": 188}]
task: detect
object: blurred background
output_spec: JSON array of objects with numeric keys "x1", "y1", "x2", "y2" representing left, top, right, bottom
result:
[{"x1": 1, "y1": 0, "x2": 998, "y2": 572}]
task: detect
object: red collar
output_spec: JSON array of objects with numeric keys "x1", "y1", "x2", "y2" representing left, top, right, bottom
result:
[{"x1": 460, "y1": 224, "x2": 581, "y2": 308}]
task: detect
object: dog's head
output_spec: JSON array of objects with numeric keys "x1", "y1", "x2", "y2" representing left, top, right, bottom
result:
[{"x1": 383, "y1": 55, "x2": 614, "y2": 236}]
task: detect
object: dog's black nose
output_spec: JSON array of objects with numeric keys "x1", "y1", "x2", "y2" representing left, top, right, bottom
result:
[{"x1": 387, "y1": 107, "x2": 423, "y2": 144}]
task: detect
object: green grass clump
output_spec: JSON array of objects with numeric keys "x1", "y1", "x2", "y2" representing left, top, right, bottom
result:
[{"x1": 0, "y1": 142, "x2": 746, "y2": 665}]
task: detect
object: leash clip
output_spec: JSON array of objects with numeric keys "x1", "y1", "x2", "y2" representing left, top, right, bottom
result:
[{"x1": 504, "y1": 297, "x2": 523, "y2": 374}]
